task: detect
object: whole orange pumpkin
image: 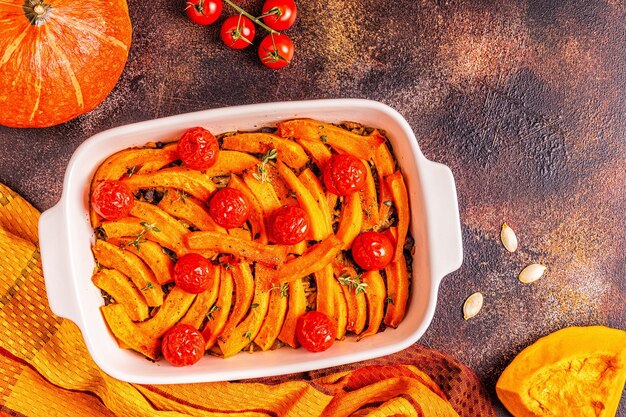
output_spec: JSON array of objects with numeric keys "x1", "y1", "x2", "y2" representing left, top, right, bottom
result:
[{"x1": 0, "y1": 0, "x2": 132, "y2": 128}]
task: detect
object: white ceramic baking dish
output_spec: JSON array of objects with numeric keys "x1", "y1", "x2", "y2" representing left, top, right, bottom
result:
[{"x1": 39, "y1": 99, "x2": 462, "y2": 384}]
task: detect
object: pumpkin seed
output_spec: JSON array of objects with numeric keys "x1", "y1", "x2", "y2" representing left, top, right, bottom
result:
[
  {"x1": 463, "y1": 292, "x2": 484, "y2": 320},
  {"x1": 519, "y1": 264, "x2": 547, "y2": 284},
  {"x1": 500, "y1": 223, "x2": 518, "y2": 252}
]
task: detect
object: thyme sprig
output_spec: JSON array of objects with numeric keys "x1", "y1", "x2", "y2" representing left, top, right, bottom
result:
[
  {"x1": 253, "y1": 148, "x2": 278, "y2": 183},
  {"x1": 270, "y1": 282, "x2": 289, "y2": 297},
  {"x1": 206, "y1": 305, "x2": 221, "y2": 321},
  {"x1": 338, "y1": 273, "x2": 368, "y2": 295},
  {"x1": 126, "y1": 222, "x2": 160, "y2": 251}
]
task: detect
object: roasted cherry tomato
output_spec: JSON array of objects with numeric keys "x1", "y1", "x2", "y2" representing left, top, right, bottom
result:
[
  {"x1": 269, "y1": 205, "x2": 309, "y2": 244},
  {"x1": 185, "y1": 0, "x2": 222, "y2": 25},
  {"x1": 174, "y1": 253, "x2": 213, "y2": 293},
  {"x1": 177, "y1": 126, "x2": 220, "y2": 171},
  {"x1": 91, "y1": 181, "x2": 134, "y2": 220},
  {"x1": 258, "y1": 34, "x2": 294, "y2": 69},
  {"x1": 220, "y1": 14, "x2": 255, "y2": 49},
  {"x1": 351, "y1": 231, "x2": 394, "y2": 271},
  {"x1": 162, "y1": 324, "x2": 205, "y2": 366},
  {"x1": 323, "y1": 154, "x2": 367, "y2": 196},
  {"x1": 208, "y1": 188, "x2": 250, "y2": 228},
  {"x1": 261, "y1": 0, "x2": 297, "y2": 31},
  {"x1": 296, "y1": 311, "x2": 336, "y2": 352}
]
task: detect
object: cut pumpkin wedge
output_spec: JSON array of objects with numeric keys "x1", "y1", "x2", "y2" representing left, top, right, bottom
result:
[
  {"x1": 373, "y1": 141, "x2": 396, "y2": 224},
  {"x1": 258, "y1": 235, "x2": 343, "y2": 288},
  {"x1": 359, "y1": 161, "x2": 379, "y2": 230},
  {"x1": 332, "y1": 279, "x2": 348, "y2": 340},
  {"x1": 137, "y1": 287, "x2": 196, "y2": 338},
  {"x1": 298, "y1": 168, "x2": 333, "y2": 233},
  {"x1": 336, "y1": 193, "x2": 362, "y2": 250},
  {"x1": 333, "y1": 262, "x2": 366, "y2": 335},
  {"x1": 218, "y1": 281, "x2": 271, "y2": 358},
  {"x1": 314, "y1": 264, "x2": 335, "y2": 319},
  {"x1": 111, "y1": 238, "x2": 175, "y2": 285},
  {"x1": 296, "y1": 138, "x2": 332, "y2": 169},
  {"x1": 228, "y1": 175, "x2": 268, "y2": 244},
  {"x1": 203, "y1": 266, "x2": 234, "y2": 349},
  {"x1": 92, "y1": 240, "x2": 163, "y2": 307},
  {"x1": 99, "y1": 217, "x2": 184, "y2": 256},
  {"x1": 185, "y1": 231, "x2": 288, "y2": 266},
  {"x1": 242, "y1": 170, "x2": 282, "y2": 216},
  {"x1": 386, "y1": 171, "x2": 410, "y2": 262},
  {"x1": 92, "y1": 269, "x2": 149, "y2": 322},
  {"x1": 219, "y1": 262, "x2": 255, "y2": 339},
  {"x1": 278, "y1": 279, "x2": 306, "y2": 348},
  {"x1": 204, "y1": 150, "x2": 259, "y2": 177},
  {"x1": 384, "y1": 227, "x2": 410, "y2": 329},
  {"x1": 179, "y1": 264, "x2": 221, "y2": 329},
  {"x1": 357, "y1": 270, "x2": 386, "y2": 341},
  {"x1": 158, "y1": 188, "x2": 226, "y2": 233},
  {"x1": 254, "y1": 286, "x2": 288, "y2": 351},
  {"x1": 122, "y1": 167, "x2": 216, "y2": 202},
  {"x1": 130, "y1": 201, "x2": 189, "y2": 256},
  {"x1": 276, "y1": 160, "x2": 331, "y2": 240},
  {"x1": 101, "y1": 304, "x2": 160, "y2": 360},
  {"x1": 222, "y1": 133, "x2": 309, "y2": 170},
  {"x1": 497, "y1": 326, "x2": 626, "y2": 417},
  {"x1": 277, "y1": 119, "x2": 384, "y2": 161}
]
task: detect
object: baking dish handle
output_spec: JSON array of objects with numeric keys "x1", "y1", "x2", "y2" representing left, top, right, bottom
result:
[
  {"x1": 39, "y1": 203, "x2": 81, "y2": 323},
  {"x1": 420, "y1": 161, "x2": 463, "y2": 281}
]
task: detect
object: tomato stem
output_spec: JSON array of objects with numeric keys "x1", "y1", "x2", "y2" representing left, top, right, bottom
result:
[{"x1": 222, "y1": 0, "x2": 278, "y2": 34}]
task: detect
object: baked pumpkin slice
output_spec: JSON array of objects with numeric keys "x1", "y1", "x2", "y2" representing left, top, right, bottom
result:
[
  {"x1": 111, "y1": 238, "x2": 175, "y2": 285},
  {"x1": 228, "y1": 175, "x2": 268, "y2": 244},
  {"x1": 185, "y1": 231, "x2": 288, "y2": 266},
  {"x1": 218, "y1": 262, "x2": 255, "y2": 341},
  {"x1": 497, "y1": 326, "x2": 626, "y2": 417},
  {"x1": 92, "y1": 239, "x2": 163, "y2": 307},
  {"x1": 99, "y1": 217, "x2": 184, "y2": 256},
  {"x1": 222, "y1": 133, "x2": 309, "y2": 170},
  {"x1": 277, "y1": 119, "x2": 384, "y2": 161},
  {"x1": 179, "y1": 264, "x2": 221, "y2": 329},
  {"x1": 254, "y1": 285, "x2": 288, "y2": 351},
  {"x1": 357, "y1": 270, "x2": 386, "y2": 341},
  {"x1": 277, "y1": 279, "x2": 306, "y2": 348},
  {"x1": 136, "y1": 287, "x2": 195, "y2": 338},
  {"x1": 101, "y1": 304, "x2": 160, "y2": 360},
  {"x1": 92, "y1": 269, "x2": 149, "y2": 322},
  {"x1": 203, "y1": 266, "x2": 234, "y2": 349},
  {"x1": 158, "y1": 188, "x2": 226, "y2": 233},
  {"x1": 336, "y1": 192, "x2": 362, "y2": 250}
]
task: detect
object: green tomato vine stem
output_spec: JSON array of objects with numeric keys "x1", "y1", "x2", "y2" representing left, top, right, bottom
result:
[{"x1": 222, "y1": 0, "x2": 278, "y2": 34}]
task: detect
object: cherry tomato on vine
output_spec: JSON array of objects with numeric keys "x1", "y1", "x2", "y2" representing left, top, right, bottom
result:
[
  {"x1": 269, "y1": 205, "x2": 309, "y2": 244},
  {"x1": 162, "y1": 324, "x2": 205, "y2": 366},
  {"x1": 220, "y1": 14, "x2": 255, "y2": 49},
  {"x1": 91, "y1": 181, "x2": 134, "y2": 220},
  {"x1": 174, "y1": 253, "x2": 213, "y2": 293},
  {"x1": 185, "y1": 0, "x2": 222, "y2": 25},
  {"x1": 296, "y1": 311, "x2": 336, "y2": 352},
  {"x1": 208, "y1": 188, "x2": 250, "y2": 228},
  {"x1": 177, "y1": 126, "x2": 220, "y2": 171},
  {"x1": 351, "y1": 231, "x2": 394, "y2": 271},
  {"x1": 323, "y1": 154, "x2": 367, "y2": 196},
  {"x1": 261, "y1": 0, "x2": 297, "y2": 31},
  {"x1": 258, "y1": 34, "x2": 294, "y2": 69}
]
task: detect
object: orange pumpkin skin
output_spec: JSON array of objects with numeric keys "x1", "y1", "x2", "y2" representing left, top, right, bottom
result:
[{"x1": 0, "y1": 0, "x2": 132, "y2": 128}]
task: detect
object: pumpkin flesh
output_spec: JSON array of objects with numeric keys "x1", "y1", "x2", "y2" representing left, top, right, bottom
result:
[{"x1": 0, "y1": 0, "x2": 132, "y2": 127}]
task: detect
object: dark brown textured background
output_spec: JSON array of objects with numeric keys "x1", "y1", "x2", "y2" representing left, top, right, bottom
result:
[{"x1": 1, "y1": 0, "x2": 624, "y2": 415}]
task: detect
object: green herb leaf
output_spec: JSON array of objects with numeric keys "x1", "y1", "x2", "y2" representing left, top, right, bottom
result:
[
  {"x1": 385, "y1": 295, "x2": 395, "y2": 305},
  {"x1": 251, "y1": 303, "x2": 259, "y2": 309},
  {"x1": 254, "y1": 148, "x2": 278, "y2": 183},
  {"x1": 141, "y1": 282, "x2": 154, "y2": 291},
  {"x1": 206, "y1": 305, "x2": 221, "y2": 320},
  {"x1": 383, "y1": 200, "x2": 393, "y2": 207},
  {"x1": 244, "y1": 332, "x2": 252, "y2": 340},
  {"x1": 338, "y1": 273, "x2": 368, "y2": 295},
  {"x1": 320, "y1": 135, "x2": 328, "y2": 143}
]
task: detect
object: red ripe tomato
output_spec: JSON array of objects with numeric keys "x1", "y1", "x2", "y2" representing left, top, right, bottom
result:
[
  {"x1": 220, "y1": 14, "x2": 255, "y2": 49},
  {"x1": 323, "y1": 154, "x2": 367, "y2": 196},
  {"x1": 91, "y1": 181, "x2": 134, "y2": 220},
  {"x1": 258, "y1": 34, "x2": 294, "y2": 69},
  {"x1": 296, "y1": 311, "x2": 336, "y2": 352},
  {"x1": 185, "y1": 0, "x2": 222, "y2": 25},
  {"x1": 174, "y1": 253, "x2": 213, "y2": 293},
  {"x1": 162, "y1": 324, "x2": 205, "y2": 366},
  {"x1": 351, "y1": 231, "x2": 394, "y2": 271},
  {"x1": 177, "y1": 127, "x2": 220, "y2": 171},
  {"x1": 269, "y1": 205, "x2": 309, "y2": 244},
  {"x1": 208, "y1": 188, "x2": 250, "y2": 228},
  {"x1": 261, "y1": 0, "x2": 297, "y2": 31}
]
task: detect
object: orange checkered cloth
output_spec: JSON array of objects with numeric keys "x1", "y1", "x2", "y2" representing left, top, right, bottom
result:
[{"x1": 0, "y1": 183, "x2": 496, "y2": 417}]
